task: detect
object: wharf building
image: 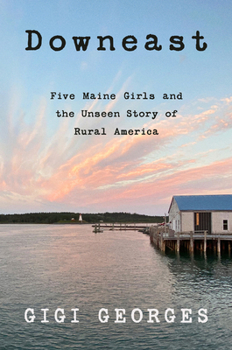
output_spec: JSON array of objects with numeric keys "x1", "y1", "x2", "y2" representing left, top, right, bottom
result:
[
  {"x1": 150, "y1": 194, "x2": 232, "y2": 255},
  {"x1": 168, "y1": 195, "x2": 232, "y2": 235}
]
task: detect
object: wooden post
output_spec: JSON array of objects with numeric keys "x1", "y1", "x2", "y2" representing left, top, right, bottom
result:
[
  {"x1": 217, "y1": 238, "x2": 221, "y2": 256},
  {"x1": 204, "y1": 230, "x2": 207, "y2": 254},
  {"x1": 160, "y1": 233, "x2": 165, "y2": 252},
  {"x1": 176, "y1": 232, "x2": 180, "y2": 253},
  {"x1": 228, "y1": 241, "x2": 231, "y2": 256},
  {"x1": 190, "y1": 231, "x2": 194, "y2": 253},
  {"x1": 112, "y1": 223, "x2": 114, "y2": 231},
  {"x1": 164, "y1": 213, "x2": 167, "y2": 236}
]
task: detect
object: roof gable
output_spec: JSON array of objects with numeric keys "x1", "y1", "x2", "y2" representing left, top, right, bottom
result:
[{"x1": 171, "y1": 195, "x2": 232, "y2": 211}]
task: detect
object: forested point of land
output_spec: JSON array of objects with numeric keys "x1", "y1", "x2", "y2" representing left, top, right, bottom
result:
[{"x1": 0, "y1": 212, "x2": 165, "y2": 224}]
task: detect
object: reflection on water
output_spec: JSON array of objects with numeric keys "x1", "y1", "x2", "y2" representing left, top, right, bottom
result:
[{"x1": 0, "y1": 224, "x2": 232, "y2": 349}]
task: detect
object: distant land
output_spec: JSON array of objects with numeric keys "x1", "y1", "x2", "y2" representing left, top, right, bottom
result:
[{"x1": 0, "y1": 212, "x2": 164, "y2": 224}]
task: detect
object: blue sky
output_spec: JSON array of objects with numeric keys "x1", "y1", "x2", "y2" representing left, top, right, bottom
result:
[{"x1": 0, "y1": 0, "x2": 232, "y2": 215}]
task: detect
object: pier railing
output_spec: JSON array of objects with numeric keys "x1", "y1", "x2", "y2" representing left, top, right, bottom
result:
[
  {"x1": 149, "y1": 227, "x2": 208, "y2": 238},
  {"x1": 161, "y1": 230, "x2": 208, "y2": 238}
]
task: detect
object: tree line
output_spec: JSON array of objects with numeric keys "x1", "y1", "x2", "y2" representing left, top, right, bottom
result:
[{"x1": 0, "y1": 212, "x2": 164, "y2": 224}]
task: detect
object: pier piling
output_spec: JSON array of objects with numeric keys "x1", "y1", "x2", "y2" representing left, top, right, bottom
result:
[
  {"x1": 176, "y1": 232, "x2": 180, "y2": 253},
  {"x1": 217, "y1": 238, "x2": 221, "y2": 256},
  {"x1": 149, "y1": 226, "x2": 232, "y2": 257},
  {"x1": 160, "y1": 233, "x2": 166, "y2": 252},
  {"x1": 204, "y1": 231, "x2": 207, "y2": 254},
  {"x1": 189, "y1": 231, "x2": 194, "y2": 253}
]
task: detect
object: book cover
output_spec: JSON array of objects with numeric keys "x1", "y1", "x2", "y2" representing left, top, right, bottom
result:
[{"x1": 0, "y1": 1, "x2": 232, "y2": 349}]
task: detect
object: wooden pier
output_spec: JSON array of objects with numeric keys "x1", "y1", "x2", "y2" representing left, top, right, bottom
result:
[
  {"x1": 92, "y1": 223, "x2": 149, "y2": 233},
  {"x1": 149, "y1": 226, "x2": 232, "y2": 256}
]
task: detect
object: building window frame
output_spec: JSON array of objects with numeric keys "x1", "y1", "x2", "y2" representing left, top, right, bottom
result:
[{"x1": 223, "y1": 219, "x2": 228, "y2": 230}]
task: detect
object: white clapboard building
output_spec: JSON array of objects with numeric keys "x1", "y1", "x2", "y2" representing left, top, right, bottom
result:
[{"x1": 168, "y1": 195, "x2": 232, "y2": 234}]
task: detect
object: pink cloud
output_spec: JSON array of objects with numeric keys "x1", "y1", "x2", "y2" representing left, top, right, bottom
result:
[{"x1": 1, "y1": 89, "x2": 232, "y2": 214}]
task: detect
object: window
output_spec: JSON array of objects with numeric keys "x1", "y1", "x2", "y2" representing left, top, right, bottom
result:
[
  {"x1": 223, "y1": 220, "x2": 228, "y2": 230},
  {"x1": 196, "y1": 213, "x2": 199, "y2": 226}
]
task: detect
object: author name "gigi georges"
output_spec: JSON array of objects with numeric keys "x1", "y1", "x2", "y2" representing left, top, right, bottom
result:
[{"x1": 24, "y1": 307, "x2": 208, "y2": 324}]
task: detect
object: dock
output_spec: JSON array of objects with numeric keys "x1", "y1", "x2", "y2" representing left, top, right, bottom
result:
[
  {"x1": 92, "y1": 223, "x2": 150, "y2": 232},
  {"x1": 149, "y1": 226, "x2": 232, "y2": 256}
]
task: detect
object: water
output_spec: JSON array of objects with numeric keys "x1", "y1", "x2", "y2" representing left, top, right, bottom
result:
[{"x1": 0, "y1": 224, "x2": 232, "y2": 349}]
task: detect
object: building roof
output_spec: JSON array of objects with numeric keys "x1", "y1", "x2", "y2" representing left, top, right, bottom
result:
[{"x1": 170, "y1": 195, "x2": 232, "y2": 212}]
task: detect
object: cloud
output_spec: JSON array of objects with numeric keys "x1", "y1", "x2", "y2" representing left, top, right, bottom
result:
[
  {"x1": 1, "y1": 84, "x2": 232, "y2": 214},
  {"x1": 221, "y1": 96, "x2": 232, "y2": 104}
]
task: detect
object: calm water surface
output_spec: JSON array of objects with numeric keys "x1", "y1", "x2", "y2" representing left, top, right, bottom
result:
[{"x1": 0, "y1": 224, "x2": 232, "y2": 349}]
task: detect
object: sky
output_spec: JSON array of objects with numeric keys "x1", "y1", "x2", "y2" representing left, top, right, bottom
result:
[{"x1": 0, "y1": 0, "x2": 232, "y2": 215}]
